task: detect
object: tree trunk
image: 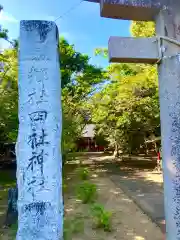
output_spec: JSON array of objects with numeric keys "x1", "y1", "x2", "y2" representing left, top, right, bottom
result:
[
  {"x1": 16, "y1": 21, "x2": 63, "y2": 239},
  {"x1": 113, "y1": 143, "x2": 119, "y2": 158}
]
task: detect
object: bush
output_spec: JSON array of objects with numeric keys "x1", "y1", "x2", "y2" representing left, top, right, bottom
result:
[
  {"x1": 76, "y1": 181, "x2": 97, "y2": 204},
  {"x1": 91, "y1": 204, "x2": 112, "y2": 232},
  {"x1": 78, "y1": 167, "x2": 89, "y2": 180}
]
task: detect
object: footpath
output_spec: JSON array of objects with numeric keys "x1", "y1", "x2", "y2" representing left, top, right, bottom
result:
[
  {"x1": 109, "y1": 170, "x2": 165, "y2": 233},
  {"x1": 0, "y1": 153, "x2": 165, "y2": 239},
  {"x1": 91, "y1": 172, "x2": 163, "y2": 240},
  {"x1": 89, "y1": 153, "x2": 165, "y2": 235}
]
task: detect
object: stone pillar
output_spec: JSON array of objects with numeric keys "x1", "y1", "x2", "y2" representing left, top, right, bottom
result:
[
  {"x1": 158, "y1": 56, "x2": 180, "y2": 237},
  {"x1": 156, "y1": 3, "x2": 180, "y2": 237},
  {"x1": 16, "y1": 20, "x2": 63, "y2": 240}
]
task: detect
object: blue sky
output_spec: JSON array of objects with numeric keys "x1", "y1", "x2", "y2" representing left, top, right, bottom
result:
[{"x1": 0, "y1": 0, "x2": 131, "y2": 67}]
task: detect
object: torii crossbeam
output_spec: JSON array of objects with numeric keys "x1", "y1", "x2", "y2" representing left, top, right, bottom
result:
[
  {"x1": 85, "y1": 0, "x2": 162, "y2": 20},
  {"x1": 84, "y1": 0, "x2": 180, "y2": 239}
]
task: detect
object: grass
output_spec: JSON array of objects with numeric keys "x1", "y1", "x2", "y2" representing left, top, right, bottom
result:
[
  {"x1": 0, "y1": 161, "x2": 113, "y2": 239},
  {"x1": 91, "y1": 204, "x2": 112, "y2": 232},
  {"x1": 0, "y1": 169, "x2": 16, "y2": 203},
  {"x1": 77, "y1": 167, "x2": 90, "y2": 180},
  {"x1": 0, "y1": 170, "x2": 16, "y2": 188},
  {"x1": 76, "y1": 181, "x2": 97, "y2": 204},
  {"x1": 0, "y1": 222, "x2": 17, "y2": 239},
  {"x1": 9, "y1": 223, "x2": 17, "y2": 237},
  {"x1": 1, "y1": 216, "x2": 84, "y2": 240}
]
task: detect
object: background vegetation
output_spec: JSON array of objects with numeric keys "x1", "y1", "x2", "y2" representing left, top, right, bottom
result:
[{"x1": 0, "y1": 7, "x2": 160, "y2": 158}]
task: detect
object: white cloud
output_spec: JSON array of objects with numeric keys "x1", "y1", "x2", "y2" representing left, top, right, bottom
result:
[
  {"x1": 0, "y1": 11, "x2": 18, "y2": 23},
  {"x1": 0, "y1": 39, "x2": 11, "y2": 51}
]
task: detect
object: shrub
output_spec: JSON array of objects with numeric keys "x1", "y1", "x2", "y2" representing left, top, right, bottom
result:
[
  {"x1": 76, "y1": 181, "x2": 97, "y2": 204},
  {"x1": 91, "y1": 204, "x2": 112, "y2": 232},
  {"x1": 78, "y1": 167, "x2": 89, "y2": 180}
]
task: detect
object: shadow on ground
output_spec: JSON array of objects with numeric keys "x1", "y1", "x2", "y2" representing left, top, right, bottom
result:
[
  {"x1": 0, "y1": 152, "x2": 165, "y2": 235},
  {"x1": 68, "y1": 152, "x2": 165, "y2": 234}
]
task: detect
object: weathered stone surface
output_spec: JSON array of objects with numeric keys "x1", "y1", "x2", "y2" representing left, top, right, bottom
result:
[
  {"x1": 17, "y1": 20, "x2": 63, "y2": 240},
  {"x1": 84, "y1": 0, "x2": 163, "y2": 21},
  {"x1": 101, "y1": 0, "x2": 163, "y2": 21},
  {"x1": 108, "y1": 36, "x2": 159, "y2": 63},
  {"x1": 158, "y1": 55, "x2": 180, "y2": 239}
]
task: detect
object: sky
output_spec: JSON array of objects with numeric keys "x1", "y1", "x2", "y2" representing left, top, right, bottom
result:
[{"x1": 0, "y1": 0, "x2": 131, "y2": 67}]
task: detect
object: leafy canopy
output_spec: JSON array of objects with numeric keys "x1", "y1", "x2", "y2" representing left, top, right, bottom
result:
[{"x1": 89, "y1": 21, "x2": 160, "y2": 154}]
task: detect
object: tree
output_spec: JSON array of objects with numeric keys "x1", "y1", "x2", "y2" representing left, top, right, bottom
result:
[
  {"x1": 60, "y1": 38, "x2": 104, "y2": 89},
  {"x1": 130, "y1": 21, "x2": 155, "y2": 37},
  {"x1": 90, "y1": 68, "x2": 159, "y2": 154},
  {"x1": 0, "y1": 48, "x2": 18, "y2": 142},
  {"x1": 0, "y1": 5, "x2": 8, "y2": 41},
  {"x1": 0, "y1": 37, "x2": 105, "y2": 160},
  {"x1": 90, "y1": 21, "x2": 160, "y2": 155},
  {"x1": 59, "y1": 38, "x2": 105, "y2": 159}
]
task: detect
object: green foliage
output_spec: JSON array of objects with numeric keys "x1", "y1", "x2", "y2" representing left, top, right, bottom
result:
[
  {"x1": 78, "y1": 167, "x2": 90, "y2": 180},
  {"x1": 64, "y1": 215, "x2": 84, "y2": 240},
  {"x1": 91, "y1": 204, "x2": 112, "y2": 232},
  {"x1": 89, "y1": 69, "x2": 160, "y2": 153},
  {"x1": 0, "y1": 34, "x2": 104, "y2": 160},
  {"x1": 0, "y1": 28, "x2": 8, "y2": 40},
  {"x1": 0, "y1": 19, "x2": 159, "y2": 158},
  {"x1": 7, "y1": 222, "x2": 18, "y2": 239},
  {"x1": 60, "y1": 38, "x2": 104, "y2": 161},
  {"x1": 0, "y1": 48, "x2": 18, "y2": 142},
  {"x1": 0, "y1": 5, "x2": 8, "y2": 41},
  {"x1": 76, "y1": 181, "x2": 97, "y2": 204},
  {"x1": 91, "y1": 21, "x2": 160, "y2": 154},
  {"x1": 0, "y1": 6, "x2": 17, "y2": 45},
  {"x1": 60, "y1": 38, "x2": 105, "y2": 89},
  {"x1": 61, "y1": 88, "x2": 85, "y2": 161},
  {"x1": 130, "y1": 21, "x2": 155, "y2": 37}
]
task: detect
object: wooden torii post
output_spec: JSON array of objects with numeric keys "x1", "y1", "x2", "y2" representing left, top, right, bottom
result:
[{"x1": 85, "y1": 0, "x2": 180, "y2": 239}]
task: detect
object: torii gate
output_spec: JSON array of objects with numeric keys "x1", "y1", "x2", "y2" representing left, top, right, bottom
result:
[{"x1": 85, "y1": 0, "x2": 180, "y2": 239}]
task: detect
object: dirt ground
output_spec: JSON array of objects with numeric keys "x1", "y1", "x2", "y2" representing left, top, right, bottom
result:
[
  {"x1": 0, "y1": 153, "x2": 164, "y2": 239},
  {"x1": 63, "y1": 165, "x2": 163, "y2": 240}
]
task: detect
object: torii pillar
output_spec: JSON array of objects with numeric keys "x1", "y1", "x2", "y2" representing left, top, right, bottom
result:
[{"x1": 85, "y1": 0, "x2": 180, "y2": 239}]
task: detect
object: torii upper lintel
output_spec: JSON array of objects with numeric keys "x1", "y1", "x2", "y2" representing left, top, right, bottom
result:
[{"x1": 84, "y1": 0, "x2": 164, "y2": 21}]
